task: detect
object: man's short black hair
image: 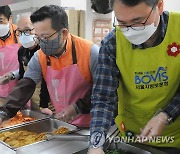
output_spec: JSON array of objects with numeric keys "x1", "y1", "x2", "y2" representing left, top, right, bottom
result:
[
  {"x1": 30, "y1": 5, "x2": 68, "y2": 31},
  {"x1": 115, "y1": 0, "x2": 158, "y2": 7},
  {"x1": 91, "y1": 0, "x2": 113, "y2": 14},
  {"x1": 0, "y1": 5, "x2": 12, "y2": 20}
]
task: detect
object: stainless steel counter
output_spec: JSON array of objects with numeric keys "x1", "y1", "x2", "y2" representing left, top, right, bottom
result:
[
  {"x1": 0, "y1": 140, "x2": 89, "y2": 154},
  {"x1": 0, "y1": 125, "x2": 169, "y2": 154},
  {"x1": 16, "y1": 140, "x2": 89, "y2": 154},
  {"x1": 0, "y1": 129, "x2": 89, "y2": 154},
  {"x1": 0, "y1": 143, "x2": 16, "y2": 154}
]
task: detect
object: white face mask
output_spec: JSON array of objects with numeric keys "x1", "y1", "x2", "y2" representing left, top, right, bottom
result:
[
  {"x1": 121, "y1": 23, "x2": 157, "y2": 45},
  {"x1": 0, "y1": 23, "x2": 10, "y2": 37},
  {"x1": 19, "y1": 33, "x2": 36, "y2": 48}
]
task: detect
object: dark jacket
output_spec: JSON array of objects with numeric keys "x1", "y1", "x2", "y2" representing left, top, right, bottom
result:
[{"x1": 18, "y1": 45, "x2": 50, "y2": 108}]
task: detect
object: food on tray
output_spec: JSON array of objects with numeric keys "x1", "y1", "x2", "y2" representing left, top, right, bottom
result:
[
  {"x1": 0, "y1": 131, "x2": 46, "y2": 148},
  {"x1": 0, "y1": 111, "x2": 36, "y2": 128},
  {"x1": 0, "y1": 126, "x2": 70, "y2": 148},
  {"x1": 53, "y1": 126, "x2": 70, "y2": 134}
]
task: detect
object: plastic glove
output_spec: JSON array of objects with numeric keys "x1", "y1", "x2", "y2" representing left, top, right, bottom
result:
[
  {"x1": 88, "y1": 148, "x2": 104, "y2": 154},
  {"x1": 55, "y1": 104, "x2": 78, "y2": 122},
  {"x1": 0, "y1": 72, "x2": 13, "y2": 85},
  {"x1": 0, "y1": 120, "x2": 10, "y2": 128},
  {"x1": 0, "y1": 118, "x2": 2, "y2": 126},
  {"x1": 40, "y1": 108, "x2": 53, "y2": 115},
  {"x1": 139, "y1": 112, "x2": 168, "y2": 139}
]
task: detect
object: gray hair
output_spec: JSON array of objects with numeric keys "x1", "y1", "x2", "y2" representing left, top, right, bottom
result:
[{"x1": 16, "y1": 12, "x2": 31, "y2": 24}]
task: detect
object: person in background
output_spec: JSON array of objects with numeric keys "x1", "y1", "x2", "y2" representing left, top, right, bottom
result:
[
  {"x1": 0, "y1": 13, "x2": 52, "y2": 115},
  {"x1": 91, "y1": 0, "x2": 113, "y2": 14},
  {"x1": 0, "y1": 5, "x2": 99, "y2": 127},
  {"x1": 0, "y1": 5, "x2": 19, "y2": 100},
  {"x1": 89, "y1": 0, "x2": 180, "y2": 153}
]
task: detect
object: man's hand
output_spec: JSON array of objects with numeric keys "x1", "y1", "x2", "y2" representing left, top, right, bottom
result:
[
  {"x1": 88, "y1": 148, "x2": 104, "y2": 154},
  {"x1": 0, "y1": 72, "x2": 13, "y2": 85},
  {"x1": 55, "y1": 104, "x2": 78, "y2": 122},
  {"x1": 40, "y1": 108, "x2": 53, "y2": 115},
  {"x1": 139, "y1": 112, "x2": 168, "y2": 139}
]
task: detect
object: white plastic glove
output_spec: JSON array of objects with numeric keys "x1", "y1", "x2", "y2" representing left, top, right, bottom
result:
[
  {"x1": 0, "y1": 120, "x2": 10, "y2": 128},
  {"x1": 0, "y1": 72, "x2": 13, "y2": 85},
  {"x1": 55, "y1": 104, "x2": 78, "y2": 122},
  {"x1": 139, "y1": 112, "x2": 168, "y2": 139},
  {"x1": 88, "y1": 147, "x2": 104, "y2": 154},
  {"x1": 40, "y1": 108, "x2": 53, "y2": 115},
  {"x1": 0, "y1": 118, "x2": 2, "y2": 126}
]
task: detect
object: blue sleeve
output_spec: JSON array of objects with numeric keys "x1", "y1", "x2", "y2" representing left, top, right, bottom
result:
[
  {"x1": 90, "y1": 44, "x2": 99, "y2": 78},
  {"x1": 90, "y1": 30, "x2": 120, "y2": 147}
]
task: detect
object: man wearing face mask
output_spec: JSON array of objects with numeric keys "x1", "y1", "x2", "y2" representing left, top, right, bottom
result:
[
  {"x1": 0, "y1": 5, "x2": 19, "y2": 100},
  {"x1": 89, "y1": 0, "x2": 180, "y2": 154},
  {"x1": 0, "y1": 14, "x2": 52, "y2": 115},
  {"x1": 0, "y1": 5, "x2": 99, "y2": 128}
]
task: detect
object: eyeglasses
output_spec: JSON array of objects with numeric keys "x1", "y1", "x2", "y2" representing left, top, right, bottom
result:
[
  {"x1": 15, "y1": 28, "x2": 34, "y2": 36},
  {"x1": 0, "y1": 17, "x2": 9, "y2": 24},
  {"x1": 33, "y1": 29, "x2": 62, "y2": 44},
  {"x1": 113, "y1": 2, "x2": 157, "y2": 31}
]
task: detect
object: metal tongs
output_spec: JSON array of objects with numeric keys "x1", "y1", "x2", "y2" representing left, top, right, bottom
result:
[
  {"x1": 104, "y1": 126, "x2": 120, "y2": 151},
  {"x1": 45, "y1": 133, "x2": 89, "y2": 141},
  {"x1": 45, "y1": 128, "x2": 89, "y2": 141}
]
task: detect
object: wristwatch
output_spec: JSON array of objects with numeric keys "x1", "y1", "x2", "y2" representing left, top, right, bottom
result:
[
  {"x1": 11, "y1": 72, "x2": 16, "y2": 80},
  {"x1": 0, "y1": 110, "x2": 9, "y2": 121},
  {"x1": 155, "y1": 109, "x2": 173, "y2": 125},
  {"x1": 90, "y1": 131, "x2": 105, "y2": 148},
  {"x1": 162, "y1": 110, "x2": 173, "y2": 125}
]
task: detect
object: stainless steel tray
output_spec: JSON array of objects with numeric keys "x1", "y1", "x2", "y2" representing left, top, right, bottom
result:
[
  {"x1": 107, "y1": 142, "x2": 151, "y2": 154},
  {"x1": 74, "y1": 142, "x2": 151, "y2": 154},
  {"x1": 0, "y1": 109, "x2": 50, "y2": 130},
  {"x1": 21, "y1": 109, "x2": 50, "y2": 120},
  {"x1": 0, "y1": 118, "x2": 77, "y2": 150},
  {"x1": 75, "y1": 142, "x2": 168, "y2": 154}
]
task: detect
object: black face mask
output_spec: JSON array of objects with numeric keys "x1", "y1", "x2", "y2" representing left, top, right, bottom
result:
[
  {"x1": 39, "y1": 33, "x2": 64, "y2": 56},
  {"x1": 91, "y1": 0, "x2": 113, "y2": 14}
]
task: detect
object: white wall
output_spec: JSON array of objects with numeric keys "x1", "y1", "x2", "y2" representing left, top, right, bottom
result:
[
  {"x1": 0, "y1": 0, "x2": 28, "y2": 7},
  {"x1": 10, "y1": 0, "x2": 61, "y2": 11},
  {"x1": 85, "y1": 0, "x2": 112, "y2": 41},
  {"x1": 9, "y1": 1, "x2": 32, "y2": 11},
  {"x1": 164, "y1": 0, "x2": 180, "y2": 11},
  {"x1": 32, "y1": 0, "x2": 61, "y2": 8},
  {"x1": 61, "y1": 0, "x2": 86, "y2": 10}
]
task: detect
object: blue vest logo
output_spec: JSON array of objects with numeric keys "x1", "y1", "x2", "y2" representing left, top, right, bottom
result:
[{"x1": 135, "y1": 67, "x2": 168, "y2": 85}]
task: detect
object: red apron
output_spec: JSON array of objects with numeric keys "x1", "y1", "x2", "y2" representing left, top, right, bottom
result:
[
  {"x1": 45, "y1": 38, "x2": 91, "y2": 126},
  {"x1": 0, "y1": 44, "x2": 19, "y2": 98}
]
